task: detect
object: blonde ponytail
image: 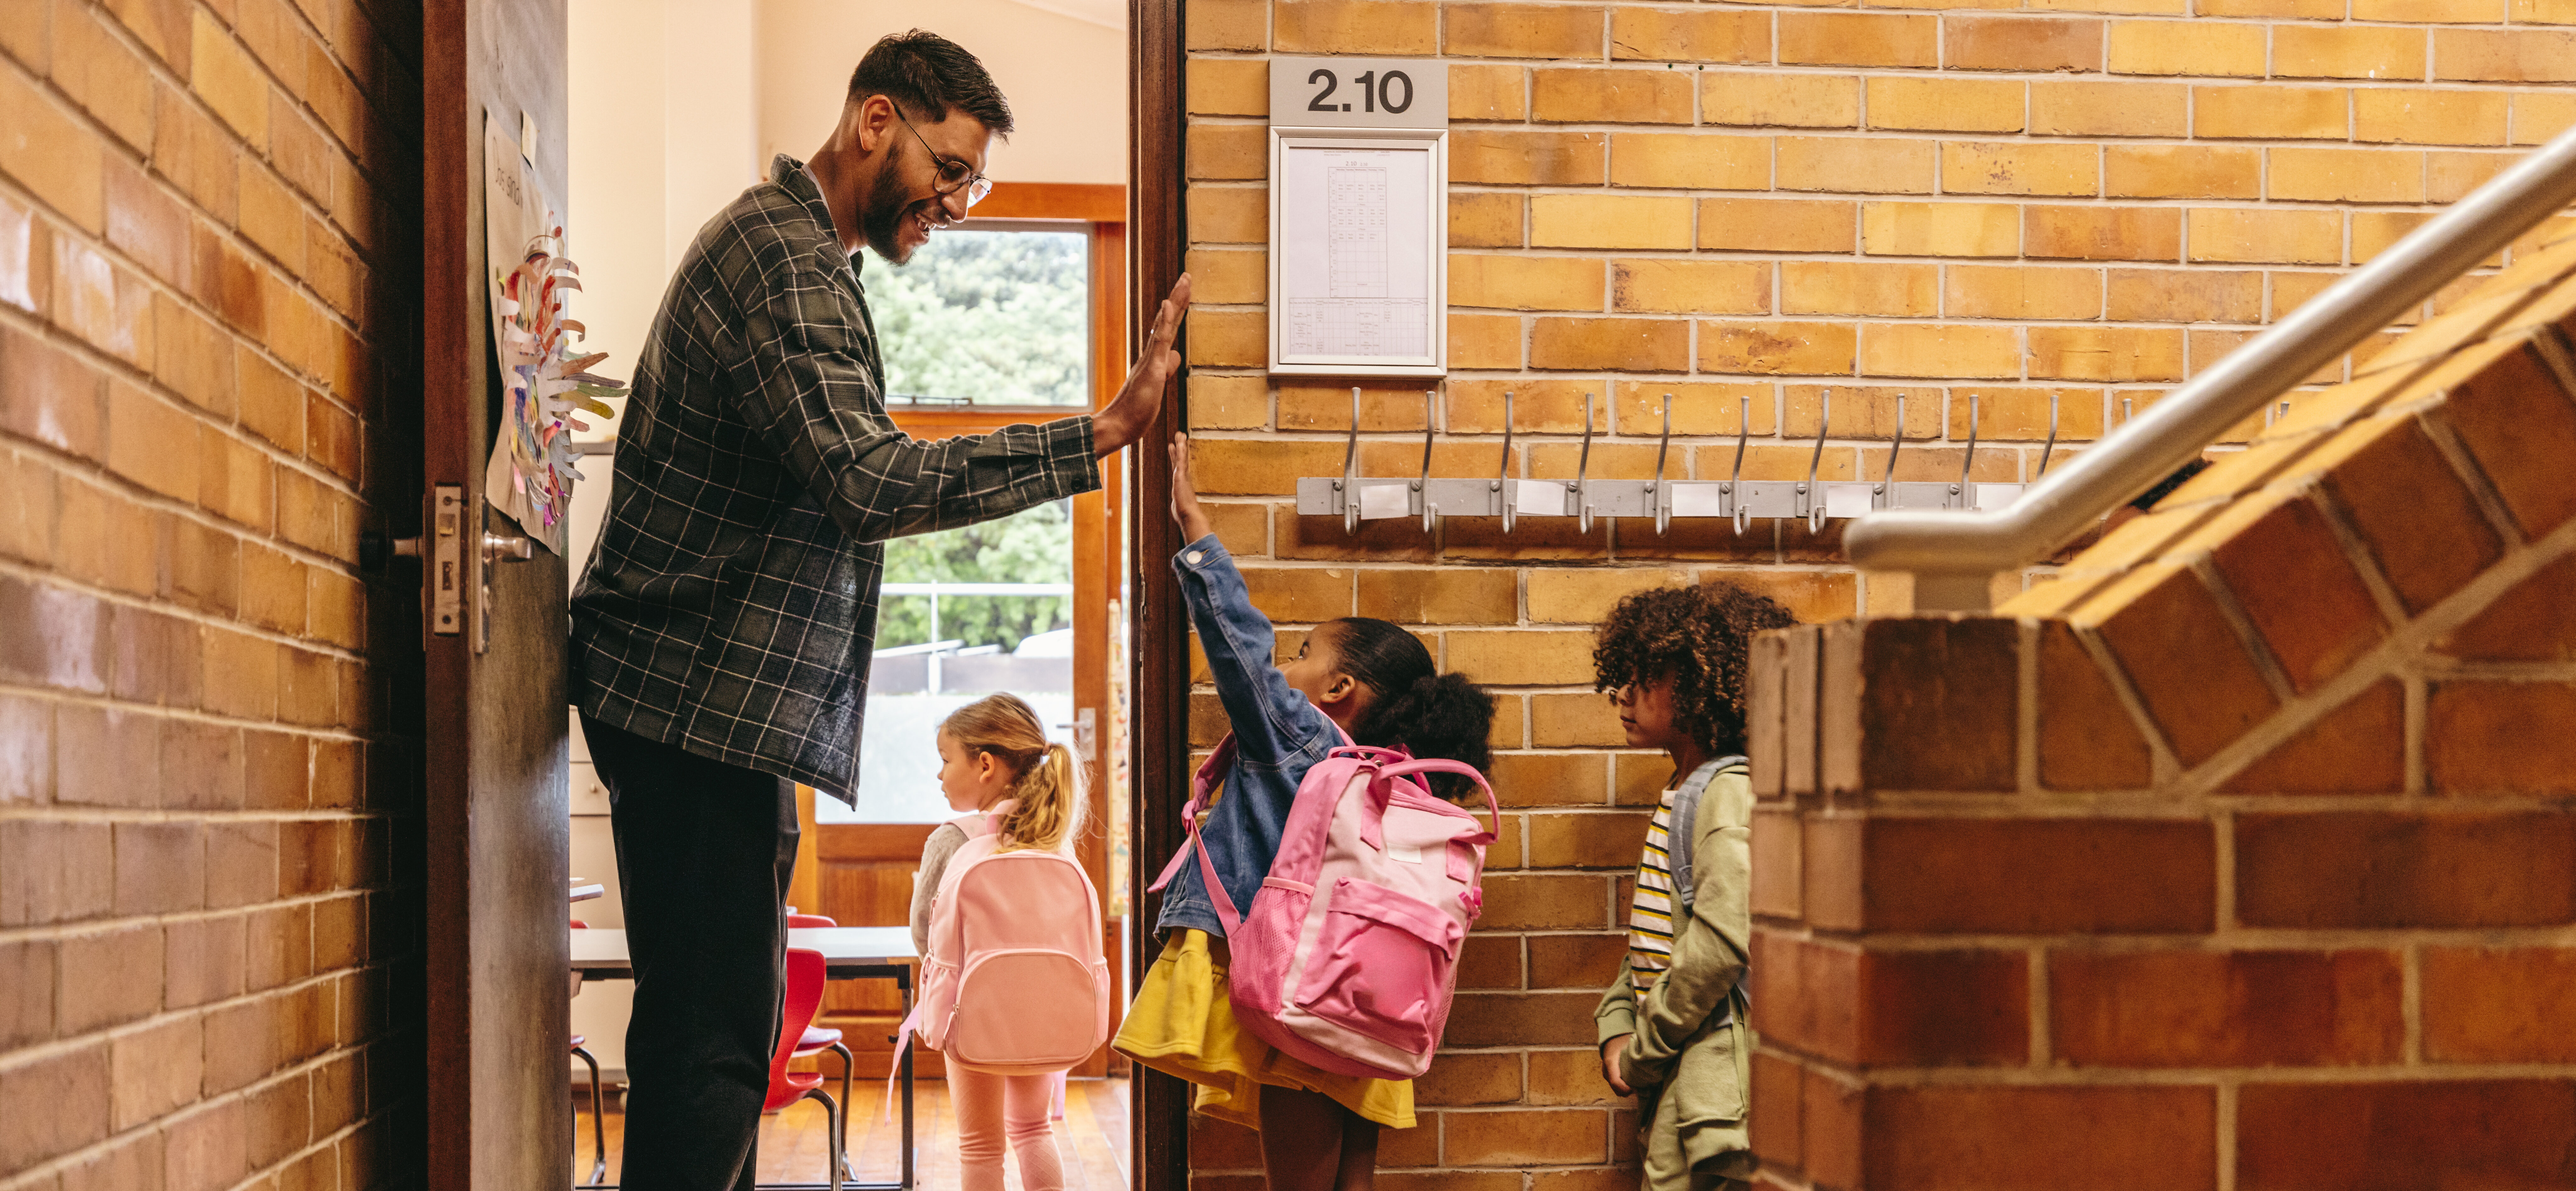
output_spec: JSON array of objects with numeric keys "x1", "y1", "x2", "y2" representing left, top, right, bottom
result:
[
  {"x1": 1001, "y1": 741, "x2": 1084, "y2": 854},
  {"x1": 939, "y1": 694, "x2": 1087, "y2": 854}
]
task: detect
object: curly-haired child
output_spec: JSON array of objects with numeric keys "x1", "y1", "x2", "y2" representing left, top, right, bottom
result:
[{"x1": 1590, "y1": 582, "x2": 1796, "y2": 1191}]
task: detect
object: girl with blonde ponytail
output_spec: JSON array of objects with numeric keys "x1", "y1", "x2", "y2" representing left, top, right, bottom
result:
[
  {"x1": 933, "y1": 692, "x2": 1086, "y2": 856},
  {"x1": 911, "y1": 692, "x2": 1090, "y2": 1191}
]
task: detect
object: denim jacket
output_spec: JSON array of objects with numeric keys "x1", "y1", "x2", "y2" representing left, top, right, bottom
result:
[{"x1": 1152, "y1": 535, "x2": 1340, "y2": 938}]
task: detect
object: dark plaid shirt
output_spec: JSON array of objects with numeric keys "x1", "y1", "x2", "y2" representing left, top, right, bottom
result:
[{"x1": 570, "y1": 155, "x2": 1101, "y2": 803}]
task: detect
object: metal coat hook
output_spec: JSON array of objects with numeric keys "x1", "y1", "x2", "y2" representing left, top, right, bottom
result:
[
  {"x1": 1340, "y1": 386, "x2": 1362, "y2": 534},
  {"x1": 1497, "y1": 390, "x2": 1515, "y2": 536},
  {"x1": 1955, "y1": 393, "x2": 1981, "y2": 507},
  {"x1": 2036, "y1": 391, "x2": 2060, "y2": 479},
  {"x1": 1418, "y1": 390, "x2": 1437, "y2": 533},
  {"x1": 1729, "y1": 396, "x2": 1752, "y2": 535},
  {"x1": 1802, "y1": 388, "x2": 1831, "y2": 534},
  {"x1": 1574, "y1": 391, "x2": 1597, "y2": 535},
  {"x1": 1651, "y1": 392, "x2": 1673, "y2": 536},
  {"x1": 1875, "y1": 393, "x2": 1905, "y2": 501},
  {"x1": 2265, "y1": 399, "x2": 2291, "y2": 429},
  {"x1": 2121, "y1": 396, "x2": 2134, "y2": 427}
]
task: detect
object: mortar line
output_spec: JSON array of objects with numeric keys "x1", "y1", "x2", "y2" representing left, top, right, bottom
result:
[
  {"x1": 2173, "y1": 509, "x2": 2576, "y2": 798},
  {"x1": 2403, "y1": 668, "x2": 2428, "y2": 798},
  {"x1": 2188, "y1": 556, "x2": 2300, "y2": 705},
  {"x1": 2016, "y1": 618, "x2": 2040, "y2": 795},
  {"x1": 2068, "y1": 620, "x2": 2185, "y2": 785}
]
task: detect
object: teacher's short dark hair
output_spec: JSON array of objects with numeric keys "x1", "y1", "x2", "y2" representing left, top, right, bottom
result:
[{"x1": 849, "y1": 30, "x2": 1015, "y2": 136}]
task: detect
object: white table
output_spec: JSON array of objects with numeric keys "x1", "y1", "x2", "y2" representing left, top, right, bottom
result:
[{"x1": 570, "y1": 927, "x2": 919, "y2": 1189}]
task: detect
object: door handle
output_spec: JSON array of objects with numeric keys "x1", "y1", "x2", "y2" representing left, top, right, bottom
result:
[
  {"x1": 482, "y1": 530, "x2": 536, "y2": 562},
  {"x1": 474, "y1": 522, "x2": 541, "y2": 655},
  {"x1": 357, "y1": 532, "x2": 425, "y2": 573}
]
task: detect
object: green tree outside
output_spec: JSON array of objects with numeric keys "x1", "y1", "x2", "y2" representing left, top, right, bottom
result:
[
  {"x1": 877, "y1": 500, "x2": 1074, "y2": 652},
  {"x1": 870, "y1": 229, "x2": 1089, "y2": 407}
]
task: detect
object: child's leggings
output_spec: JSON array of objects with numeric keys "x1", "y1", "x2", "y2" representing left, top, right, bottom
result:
[{"x1": 949, "y1": 1065, "x2": 1064, "y2": 1191}]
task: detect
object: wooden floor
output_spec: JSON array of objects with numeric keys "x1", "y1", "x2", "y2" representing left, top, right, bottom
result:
[{"x1": 574, "y1": 1077, "x2": 1131, "y2": 1190}]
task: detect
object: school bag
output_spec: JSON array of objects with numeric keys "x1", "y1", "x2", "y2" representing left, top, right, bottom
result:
[
  {"x1": 897, "y1": 799, "x2": 1113, "y2": 1075},
  {"x1": 1152, "y1": 737, "x2": 1501, "y2": 1081}
]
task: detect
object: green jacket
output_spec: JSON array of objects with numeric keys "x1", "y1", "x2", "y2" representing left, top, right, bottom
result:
[{"x1": 1596, "y1": 761, "x2": 1754, "y2": 1185}]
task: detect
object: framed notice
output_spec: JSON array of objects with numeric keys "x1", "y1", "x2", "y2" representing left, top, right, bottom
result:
[{"x1": 1268, "y1": 57, "x2": 1447, "y2": 379}]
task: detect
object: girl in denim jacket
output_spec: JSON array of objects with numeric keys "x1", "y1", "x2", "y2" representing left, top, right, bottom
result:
[{"x1": 1114, "y1": 435, "x2": 1496, "y2": 1191}]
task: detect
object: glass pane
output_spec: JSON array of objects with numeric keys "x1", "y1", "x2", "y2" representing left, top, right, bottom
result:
[
  {"x1": 826, "y1": 500, "x2": 1077, "y2": 824},
  {"x1": 873, "y1": 228, "x2": 1091, "y2": 407}
]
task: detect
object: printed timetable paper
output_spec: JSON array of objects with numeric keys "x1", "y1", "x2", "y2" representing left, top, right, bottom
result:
[
  {"x1": 1276, "y1": 142, "x2": 1434, "y2": 364},
  {"x1": 1268, "y1": 57, "x2": 1447, "y2": 378}
]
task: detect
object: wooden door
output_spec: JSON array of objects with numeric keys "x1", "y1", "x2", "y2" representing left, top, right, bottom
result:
[
  {"x1": 423, "y1": 1, "x2": 574, "y2": 1187},
  {"x1": 1128, "y1": 2, "x2": 1192, "y2": 1188}
]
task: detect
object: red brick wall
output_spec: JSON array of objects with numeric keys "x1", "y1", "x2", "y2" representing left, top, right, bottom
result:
[
  {"x1": 1180, "y1": 0, "x2": 2576, "y2": 1184},
  {"x1": 0, "y1": 1, "x2": 420, "y2": 1188},
  {"x1": 1751, "y1": 248, "x2": 2576, "y2": 1185}
]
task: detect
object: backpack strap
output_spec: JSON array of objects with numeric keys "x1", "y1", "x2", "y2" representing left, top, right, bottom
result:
[
  {"x1": 1361, "y1": 758, "x2": 1500, "y2": 850},
  {"x1": 966, "y1": 798, "x2": 1018, "y2": 844},
  {"x1": 954, "y1": 812, "x2": 994, "y2": 840},
  {"x1": 1668, "y1": 757, "x2": 1746, "y2": 921},
  {"x1": 1144, "y1": 720, "x2": 1361, "y2": 934}
]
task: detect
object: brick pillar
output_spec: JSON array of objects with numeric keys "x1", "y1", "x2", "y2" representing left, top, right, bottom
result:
[{"x1": 1748, "y1": 253, "x2": 2576, "y2": 1188}]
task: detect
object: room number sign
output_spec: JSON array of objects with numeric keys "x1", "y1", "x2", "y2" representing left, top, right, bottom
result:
[{"x1": 1267, "y1": 57, "x2": 1448, "y2": 378}]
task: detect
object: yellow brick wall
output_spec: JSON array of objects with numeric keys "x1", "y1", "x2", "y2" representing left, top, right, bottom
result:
[
  {"x1": 0, "y1": 1, "x2": 416, "y2": 1187},
  {"x1": 1179, "y1": 0, "x2": 2576, "y2": 1183}
]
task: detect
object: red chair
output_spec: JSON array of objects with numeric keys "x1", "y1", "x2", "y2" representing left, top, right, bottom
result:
[
  {"x1": 786, "y1": 913, "x2": 856, "y2": 1182},
  {"x1": 763, "y1": 947, "x2": 842, "y2": 1191}
]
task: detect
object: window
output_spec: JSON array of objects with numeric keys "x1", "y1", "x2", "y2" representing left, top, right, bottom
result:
[
  {"x1": 823, "y1": 500, "x2": 1078, "y2": 825},
  {"x1": 871, "y1": 224, "x2": 1091, "y2": 407}
]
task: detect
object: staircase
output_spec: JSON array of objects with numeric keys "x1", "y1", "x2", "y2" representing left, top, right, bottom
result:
[{"x1": 1747, "y1": 227, "x2": 2576, "y2": 1184}]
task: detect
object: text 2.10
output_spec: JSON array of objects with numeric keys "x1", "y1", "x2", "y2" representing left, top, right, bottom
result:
[{"x1": 1307, "y1": 68, "x2": 1417, "y2": 115}]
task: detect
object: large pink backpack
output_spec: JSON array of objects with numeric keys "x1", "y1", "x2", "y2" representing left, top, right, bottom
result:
[
  {"x1": 898, "y1": 801, "x2": 1112, "y2": 1074},
  {"x1": 1153, "y1": 739, "x2": 1500, "y2": 1080}
]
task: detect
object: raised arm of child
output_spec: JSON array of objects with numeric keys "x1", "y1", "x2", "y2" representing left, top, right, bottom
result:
[{"x1": 1168, "y1": 434, "x2": 1339, "y2": 767}]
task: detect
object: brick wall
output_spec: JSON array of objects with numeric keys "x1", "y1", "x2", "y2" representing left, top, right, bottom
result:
[
  {"x1": 0, "y1": 2, "x2": 421, "y2": 1189},
  {"x1": 1750, "y1": 244, "x2": 2576, "y2": 1183},
  {"x1": 1179, "y1": 0, "x2": 2576, "y2": 1185}
]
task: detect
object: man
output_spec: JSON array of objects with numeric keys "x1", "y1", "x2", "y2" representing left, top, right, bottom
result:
[{"x1": 569, "y1": 30, "x2": 1190, "y2": 1189}]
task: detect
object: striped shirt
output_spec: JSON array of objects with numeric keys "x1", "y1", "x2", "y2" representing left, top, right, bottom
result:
[
  {"x1": 1623, "y1": 757, "x2": 1741, "y2": 996},
  {"x1": 1625, "y1": 784, "x2": 1685, "y2": 994}
]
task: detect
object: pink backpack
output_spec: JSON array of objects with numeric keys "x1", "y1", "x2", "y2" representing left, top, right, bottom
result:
[
  {"x1": 1153, "y1": 739, "x2": 1500, "y2": 1080},
  {"x1": 898, "y1": 801, "x2": 1112, "y2": 1075}
]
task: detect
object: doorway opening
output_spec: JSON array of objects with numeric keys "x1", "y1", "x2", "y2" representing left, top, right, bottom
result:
[{"x1": 555, "y1": 6, "x2": 1137, "y2": 1186}]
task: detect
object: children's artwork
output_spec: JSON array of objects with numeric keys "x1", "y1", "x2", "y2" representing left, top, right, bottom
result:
[{"x1": 481, "y1": 113, "x2": 623, "y2": 555}]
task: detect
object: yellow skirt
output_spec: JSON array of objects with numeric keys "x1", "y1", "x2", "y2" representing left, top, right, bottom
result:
[{"x1": 1113, "y1": 929, "x2": 1415, "y2": 1130}]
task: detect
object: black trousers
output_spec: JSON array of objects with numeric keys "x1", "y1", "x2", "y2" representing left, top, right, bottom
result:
[{"x1": 583, "y1": 713, "x2": 800, "y2": 1191}]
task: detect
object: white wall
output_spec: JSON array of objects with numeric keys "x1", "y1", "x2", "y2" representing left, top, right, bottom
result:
[{"x1": 756, "y1": 0, "x2": 1128, "y2": 188}]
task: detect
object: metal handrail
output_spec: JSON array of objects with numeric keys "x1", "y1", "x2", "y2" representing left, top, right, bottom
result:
[{"x1": 1846, "y1": 124, "x2": 2576, "y2": 612}]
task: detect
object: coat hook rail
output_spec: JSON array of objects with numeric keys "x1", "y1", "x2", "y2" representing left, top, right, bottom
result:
[{"x1": 1292, "y1": 385, "x2": 2040, "y2": 532}]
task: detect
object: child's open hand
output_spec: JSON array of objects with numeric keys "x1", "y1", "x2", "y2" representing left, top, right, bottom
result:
[
  {"x1": 1600, "y1": 1033, "x2": 1634, "y2": 1096},
  {"x1": 1170, "y1": 433, "x2": 1214, "y2": 545}
]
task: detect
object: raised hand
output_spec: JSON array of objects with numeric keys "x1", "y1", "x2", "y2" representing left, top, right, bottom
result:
[
  {"x1": 1170, "y1": 433, "x2": 1214, "y2": 545},
  {"x1": 1095, "y1": 274, "x2": 1193, "y2": 456}
]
